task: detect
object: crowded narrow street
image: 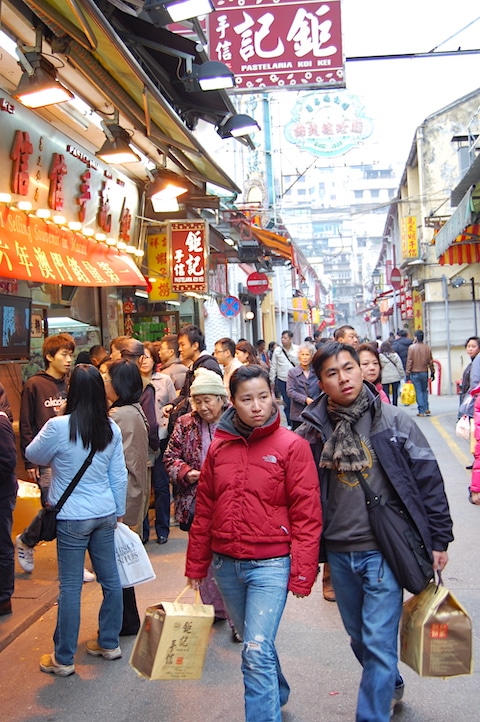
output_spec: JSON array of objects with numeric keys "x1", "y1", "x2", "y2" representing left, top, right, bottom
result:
[{"x1": 0, "y1": 394, "x2": 478, "y2": 722}]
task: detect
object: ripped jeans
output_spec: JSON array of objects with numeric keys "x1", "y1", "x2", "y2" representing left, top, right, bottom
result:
[{"x1": 212, "y1": 553, "x2": 290, "y2": 722}]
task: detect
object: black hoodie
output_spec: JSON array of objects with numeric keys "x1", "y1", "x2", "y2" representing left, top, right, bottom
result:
[{"x1": 20, "y1": 371, "x2": 68, "y2": 468}]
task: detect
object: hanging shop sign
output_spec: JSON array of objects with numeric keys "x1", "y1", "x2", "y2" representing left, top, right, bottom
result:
[
  {"x1": 146, "y1": 230, "x2": 178, "y2": 301},
  {"x1": 0, "y1": 206, "x2": 145, "y2": 286},
  {"x1": 401, "y1": 216, "x2": 419, "y2": 259},
  {"x1": 209, "y1": 0, "x2": 344, "y2": 92},
  {"x1": 170, "y1": 221, "x2": 208, "y2": 293}
]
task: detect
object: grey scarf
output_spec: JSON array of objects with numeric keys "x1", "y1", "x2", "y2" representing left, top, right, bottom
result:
[{"x1": 320, "y1": 385, "x2": 370, "y2": 472}]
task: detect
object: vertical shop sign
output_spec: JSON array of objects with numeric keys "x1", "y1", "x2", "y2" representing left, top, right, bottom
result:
[
  {"x1": 402, "y1": 216, "x2": 419, "y2": 258},
  {"x1": 147, "y1": 231, "x2": 178, "y2": 302},
  {"x1": 170, "y1": 221, "x2": 208, "y2": 293},
  {"x1": 209, "y1": 0, "x2": 344, "y2": 92}
]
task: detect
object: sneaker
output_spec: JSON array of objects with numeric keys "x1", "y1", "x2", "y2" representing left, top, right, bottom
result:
[
  {"x1": 16, "y1": 535, "x2": 34, "y2": 573},
  {"x1": 425, "y1": 410, "x2": 431, "y2": 415},
  {"x1": 40, "y1": 653, "x2": 75, "y2": 677},
  {"x1": 83, "y1": 568, "x2": 96, "y2": 583},
  {"x1": 390, "y1": 682, "x2": 404, "y2": 715},
  {"x1": 86, "y1": 640, "x2": 122, "y2": 660}
]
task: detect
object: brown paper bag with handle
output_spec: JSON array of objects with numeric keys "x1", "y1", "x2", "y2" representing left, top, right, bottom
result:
[
  {"x1": 130, "y1": 585, "x2": 214, "y2": 680},
  {"x1": 400, "y1": 579, "x2": 473, "y2": 677}
]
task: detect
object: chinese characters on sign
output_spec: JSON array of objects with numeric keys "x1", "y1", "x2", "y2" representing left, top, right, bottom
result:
[
  {"x1": 209, "y1": 0, "x2": 344, "y2": 91},
  {"x1": 402, "y1": 216, "x2": 419, "y2": 258},
  {"x1": 171, "y1": 221, "x2": 208, "y2": 293},
  {"x1": 0, "y1": 207, "x2": 145, "y2": 287},
  {"x1": 147, "y1": 231, "x2": 179, "y2": 301}
]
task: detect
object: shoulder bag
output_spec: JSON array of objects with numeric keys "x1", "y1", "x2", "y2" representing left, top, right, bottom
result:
[
  {"x1": 355, "y1": 470, "x2": 434, "y2": 594},
  {"x1": 30, "y1": 449, "x2": 95, "y2": 542}
]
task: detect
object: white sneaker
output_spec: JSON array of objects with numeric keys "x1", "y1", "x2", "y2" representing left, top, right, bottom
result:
[
  {"x1": 16, "y1": 535, "x2": 34, "y2": 573},
  {"x1": 83, "y1": 568, "x2": 96, "y2": 583}
]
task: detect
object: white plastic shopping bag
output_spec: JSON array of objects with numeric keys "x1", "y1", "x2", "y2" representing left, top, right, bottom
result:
[{"x1": 114, "y1": 522, "x2": 156, "y2": 587}]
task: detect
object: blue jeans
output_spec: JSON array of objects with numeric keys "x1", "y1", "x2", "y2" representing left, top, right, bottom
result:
[
  {"x1": 143, "y1": 441, "x2": 170, "y2": 542},
  {"x1": 327, "y1": 550, "x2": 403, "y2": 722},
  {"x1": 55, "y1": 514, "x2": 123, "y2": 665},
  {"x1": 212, "y1": 554, "x2": 291, "y2": 722},
  {"x1": 276, "y1": 379, "x2": 291, "y2": 426},
  {"x1": 410, "y1": 371, "x2": 429, "y2": 414}
]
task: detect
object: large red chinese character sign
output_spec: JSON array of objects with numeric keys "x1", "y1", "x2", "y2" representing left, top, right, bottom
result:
[
  {"x1": 209, "y1": 0, "x2": 344, "y2": 92},
  {"x1": 170, "y1": 221, "x2": 208, "y2": 293}
]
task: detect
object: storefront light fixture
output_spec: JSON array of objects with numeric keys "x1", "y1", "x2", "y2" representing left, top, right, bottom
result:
[
  {"x1": 148, "y1": 170, "x2": 189, "y2": 212},
  {"x1": 17, "y1": 200, "x2": 32, "y2": 211},
  {"x1": 96, "y1": 123, "x2": 141, "y2": 164},
  {"x1": 181, "y1": 60, "x2": 235, "y2": 92},
  {"x1": 95, "y1": 232, "x2": 107, "y2": 242},
  {"x1": 125, "y1": 244, "x2": 137, "y2": 254},
  {"x1": 14, "y1": 51, "x2": 74, "y2": 108},
  {"x1": 217, "y1": 114, "x2": 260, "y2": 139},
  {"x1": 68, "y1": 221, "x2": 82, "y2": 231},
  {"x1": 134, "y1": 288, "x2": 149, "y2": 299},
  {"x1": 52, "y1": 214, "x2": 66, "y2": 225},
  {"x1": 117, "y1": 240, "x2": 127, "y2": 251},
  {"x1": 157, "y1": 0, "x2": 214, "y2": 23},
  {"x1": 82, "y1": 227, "x2": 94, "y2": 237},
  {"x1": 0, "y1": 193, "x2": 12, "y2": 204},
  {"x1": 106, "y1": 237, "x2": 118, "y2": 246},
  {"x1": 36, "y1": 208, "x2": 50, "y2": 219},
  {"x1": 134, "y1": 248, "x2": 145, "y2": 258}
]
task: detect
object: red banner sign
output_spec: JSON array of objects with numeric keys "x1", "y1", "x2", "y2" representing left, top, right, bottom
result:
[
  {"x1": 0, "y1": 207, "x2": 146, "y2": 287},
  {"x1": 170, "y1": 221, "x2": 208, "y2": 292},
  {"x1": 209, "y1": 0, "x2": 344, "y2": 92}
]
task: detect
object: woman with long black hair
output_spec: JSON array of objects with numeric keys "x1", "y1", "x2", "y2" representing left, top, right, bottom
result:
[{"x1": 26, "y1": 364, "x2": 128, "y2": 677}]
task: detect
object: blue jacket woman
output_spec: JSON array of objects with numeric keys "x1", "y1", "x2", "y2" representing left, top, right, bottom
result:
[{"x1": 26, "y1": 364, "x2": 127, "y2": 677}]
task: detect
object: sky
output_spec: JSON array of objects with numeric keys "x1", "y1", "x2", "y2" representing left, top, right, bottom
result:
[{"x1": 334, "y1": 0, "x2": 480, "y2": 166}]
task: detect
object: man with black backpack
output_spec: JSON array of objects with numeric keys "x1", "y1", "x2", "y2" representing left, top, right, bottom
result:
[{"x1": 164, "y1": 325, "x2": 222, "y2": 435}]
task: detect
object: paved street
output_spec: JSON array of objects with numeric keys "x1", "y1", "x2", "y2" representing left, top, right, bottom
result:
[{"x1": 0, "y1": 394, "x2": 479, "y2": 722}]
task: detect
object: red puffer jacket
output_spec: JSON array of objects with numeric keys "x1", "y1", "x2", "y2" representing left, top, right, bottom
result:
[
  {"x1": 185, "y1": 407, "x2": 322, "y2": 596},
  {"x1": 470, "y1": 386, "x2": 480, "y2": 493}
]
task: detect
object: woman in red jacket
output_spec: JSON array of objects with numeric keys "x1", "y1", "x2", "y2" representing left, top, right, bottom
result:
[{"x1": 186, "y1": 365, "x2": 322, "y2": 722}]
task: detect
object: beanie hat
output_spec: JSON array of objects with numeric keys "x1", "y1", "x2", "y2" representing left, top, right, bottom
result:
[{"x1": 190, "y1": 367, "x2": 226, "y2": 397}]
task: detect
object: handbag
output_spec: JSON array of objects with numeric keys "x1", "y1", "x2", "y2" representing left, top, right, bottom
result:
[
  {"x1": 29, "y1": 449, "x2": 95, "y2": 543},
  {"x1": 114, "y1": 522, "x2": 156, "y2": 587},
  {"x1": 400, "y1": 381, "x2": 416, "y2": 405},
  {"x1": 355, "y1": 471, "x2": 434, "y2": 595},
  {"x1": 455, "y1": 414, "x2": 471, "y2": 441}
]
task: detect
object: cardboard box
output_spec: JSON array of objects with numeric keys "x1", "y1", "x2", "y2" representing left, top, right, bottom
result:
[{"x1": 130, "y1": 598, "x2": 214, "y2": 680}]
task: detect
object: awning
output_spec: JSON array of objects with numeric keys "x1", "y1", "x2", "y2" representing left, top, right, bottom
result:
[
  {"x1": 22, "y1": 0, "x2": 240, "y2": 194},
  {"x1": 435, "y1": 187, "x2": 480, "y2": 259},
  {"x1": 0, "y1": 207, "x2": 146, "y2": 287},
  {"x1": 439, "y1": 229, "x2": 480, "y2": 265},
  {"x1": 250, "y1": 227, "x2": 293, "y2": 263}
]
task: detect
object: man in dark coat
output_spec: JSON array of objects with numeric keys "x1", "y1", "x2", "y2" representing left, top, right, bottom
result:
[{"x1": 392, "y1": 329, "x2": 412, "y2": 370}]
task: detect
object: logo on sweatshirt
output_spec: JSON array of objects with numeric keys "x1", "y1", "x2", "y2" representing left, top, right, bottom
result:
[{"x1": 44, "y1": 397, "x2": 65, "y2": 408}]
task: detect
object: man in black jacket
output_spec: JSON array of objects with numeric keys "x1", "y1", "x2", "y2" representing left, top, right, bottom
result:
[
  {"x1": 392, "y1": 329, "x2": 412, "y2": 370},
  {"x1": 299, "y1": 342, "x2": 453, "y2": 721},
  {"x1": 164, "y1": 325, "x2": 222, "y2": 434},
  {"x1": 0, "y1": 410, "x2": 17, "y2": 615}
]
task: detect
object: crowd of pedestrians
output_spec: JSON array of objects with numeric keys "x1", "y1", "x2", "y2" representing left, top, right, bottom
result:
[{"x1": 1, "y1": 323, "x2": 456, "y2": 722}]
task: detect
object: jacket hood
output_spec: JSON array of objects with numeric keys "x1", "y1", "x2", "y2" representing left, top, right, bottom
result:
[{"x1": 216, "y1": 404, "x2": 281, "y2": 442}]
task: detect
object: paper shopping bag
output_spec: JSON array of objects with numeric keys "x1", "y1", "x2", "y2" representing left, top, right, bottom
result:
[
  {"x1": 130, "y1": 586, "x2": 214, "y2": 680},
  {"x1": 400, "y1": 581, "x2": 473, "y2": 677}
]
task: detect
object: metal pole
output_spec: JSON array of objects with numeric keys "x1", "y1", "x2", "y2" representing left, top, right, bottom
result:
[
  {"x1": 442, "y1": 275, "x2": 453, "y2": 394},
  {"x1": 471, "y1": 277, "x2": 478, "y2": 336}
]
